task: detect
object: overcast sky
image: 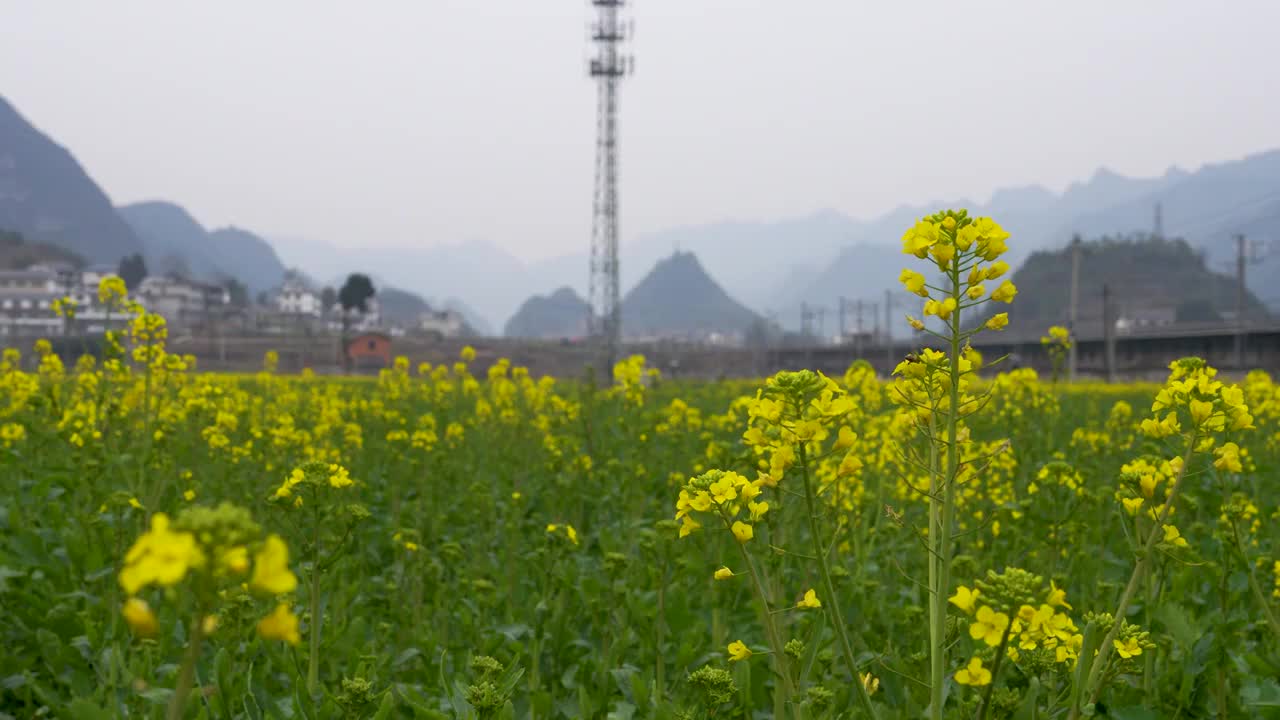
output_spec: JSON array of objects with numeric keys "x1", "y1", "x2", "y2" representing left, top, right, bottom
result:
[{"x1": 1, "y1": 1, "x2": 1276, "y2": 262}]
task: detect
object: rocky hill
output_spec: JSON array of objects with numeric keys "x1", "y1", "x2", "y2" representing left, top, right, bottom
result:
[
  {"x1": 985, "y1": 235, "x2": 1269, "y2": 339},
  {"x1": 118, "y1": 201, "x2": 285, "y2": 294},
  {"x1": 504, "y1": 287, "x2": 590, "y2": 339},
  {"x1": 621, "y1": 251, "x2": 760, "y2": 340},
  {"x1": 0, "y1": 229, "x2": 84, "y2": 270},
  {"x1": 204, "y1": 227, "x2": 287, "y2": 294},
  {"x1": 0, "y1": 96, "x2": 142, "y2": 265}
]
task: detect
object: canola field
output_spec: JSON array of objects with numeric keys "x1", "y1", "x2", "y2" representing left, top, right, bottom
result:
[{"x1": 1, "y1": 211, "x2": 1278, "y2": 719}]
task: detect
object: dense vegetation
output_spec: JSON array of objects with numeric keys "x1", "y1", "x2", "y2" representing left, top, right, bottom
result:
[
  {"x1": 988, "y1": 236, "x2": 1269, "y2": 337},
  {"x1": 1, "y1": 212, "x2": 1277, "y2": 719}
]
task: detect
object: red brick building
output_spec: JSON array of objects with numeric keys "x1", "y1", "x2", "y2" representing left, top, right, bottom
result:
[{"x1": 346, "y1": 332, "x2": 392, "y2": 370}]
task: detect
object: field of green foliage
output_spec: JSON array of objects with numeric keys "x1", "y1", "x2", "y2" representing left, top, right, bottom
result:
[{"x1": 2, "y1": 212, "x2": 1278, "y2": 719}]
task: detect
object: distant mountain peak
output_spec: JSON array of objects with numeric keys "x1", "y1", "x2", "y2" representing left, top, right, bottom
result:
[
  {"x1": 0, "y1": 94, "x2": 143, "y2": 264},
  {"x1": 504, "y1": 286, "x2": 588, "y2": 338},
  {"x1": 621, "y1": 251, "x2": 759, "y2": 339},
  {"x1": 987, "y1": 184, "x2": 1056, "y2": 211},
  {"x1": 119, "y1": 200, "x2": 286, "y2": 293}
]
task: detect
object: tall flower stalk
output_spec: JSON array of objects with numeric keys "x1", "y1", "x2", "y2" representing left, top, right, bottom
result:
[
  {"x1": 893, "y1": 210, "x2": 1016, "y2": 720},
  {"x1": 1074, "y1": 357, "x2": 1253, "y2": 715},
  {"x1": 116, "y1": 504, "x2": 301, "y2": 719},
  {"x1": 269, "y1": 461, "x2": 367, "y2": 697}
]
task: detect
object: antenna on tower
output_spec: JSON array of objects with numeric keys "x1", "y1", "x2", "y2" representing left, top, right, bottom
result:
[
  {"x1": 586, "y1": 0, "x2": 633, "y2": 376},
  {"x1": 1153, "y1": 202, "x2": 1163, "y2": 240}
]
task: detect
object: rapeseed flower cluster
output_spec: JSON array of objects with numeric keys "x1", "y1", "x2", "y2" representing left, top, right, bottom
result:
[
  {"x1": 675, "y1": 469, "x2": 765, "y2": 542},
  {"x1": 612, "y1": 354, "x2": 657, "y2": 405},
  {"x1": 1124, "y1": 358, "x2": 1253, "y2": 549},
  {"x1": 1041, "y1": 325, "x2": 1072, "y2": 382},
  {"x1": 1142, "y1": 357, "x2": 1253, "y2": 439},
  {"x1": 950, "y1": 568, "x2": 1085, "y2": 691},
  {"x1": 118, "y1": 503, "x2": 299, "y2": 645},
  {"x1": 272, "y1": 461, "x2": 356, "y2": 504},
  {"x1": 898, "y1": 209, "x2": 1014, "y2": 331}
]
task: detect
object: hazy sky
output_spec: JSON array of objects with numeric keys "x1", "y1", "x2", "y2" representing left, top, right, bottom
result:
[{"x1": 1, "y1": 1, "x2": 1276, "y2": 263}]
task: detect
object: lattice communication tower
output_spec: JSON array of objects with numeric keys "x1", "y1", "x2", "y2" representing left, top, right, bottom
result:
[{"x1": 586, "y1": 0, "x2": 633, "y2": 372}]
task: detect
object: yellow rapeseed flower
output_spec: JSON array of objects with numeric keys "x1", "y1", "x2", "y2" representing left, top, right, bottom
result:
[
  {"x1": 970, "y1": 606, "x2": 1010, "y2": 646},
  {"x1": 327, "y1": 464, "x2": 354, "y2": 488},
  {"x1": 678, "y1": 514, "x2": 701, "y2": 538},
  {"x1": 119, "y1": 513, "x2": 206, "y2": 595},
  {"x1": 1114, "y1": 637, "x2": 1142, "y2": 659},
  {"x1": 902, "y1": 220, "x2": 941, "y2": 258},
  {"x1": 731, "y1": 521, "x2": 753, "y2": 543},
  {"x1": 727, "y1": 640, "x2": 752, "y2": 662},
  {"x1": 250, "y1": 535, "x2": 298, "y2": 594},
  {"x1": 122, "y1": 597, "x2": 158, "y2": 638},
  {"x1": 221, "y1": 546, "x2": 250, "y2": 575},
  {"x1": 1046, "y1": 580, "x2": 1072, "y2": 610},
  {"x1": 948, "y1": 585, "x2": 980, "y2": 615},
  {"x1": 257, "y1": 603, "x2": 301, "y2": 645},
  {"x1": 899, "y1": 268, "x2": 928, "y2": 296},
  {"x1": 1161, "y1": 524, "x2": 1189, "y2": 549},
  {"x1": 954, "y1": 657, "x2": 992, "y2": 686},
  {"x1": 797, "y1": 588, "x2": 821, "y2": 609},
  {"x1": 991, "y1": 280, "x2": 1018, "y2": 303},
  {"x1": 714, "y1": 567, "x2": 734, "y2": 581}
]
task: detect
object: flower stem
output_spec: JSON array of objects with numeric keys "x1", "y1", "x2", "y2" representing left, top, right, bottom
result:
[
  {"x1": 799, "y1": 445, "x2": 878, "y2": 719},
  {"x1": 733, "y1": 530, "x2": 796, "y2": 717},
  {"x1": 1081, "y1": 431, "x2": 1198, "y2": 709},
  {"x1": 976, "y1": 623, "x2": 1013, "y2": 720},
  {"x1": 930, "y1": 257, "x2": 964, "y2": 720},
  {"x1": 1230, "y1": 516, "x2": 1280, "y2": 640},
  {"x1": 307, "y1": 503, "x2": 323, "y2": 696},
  {"x1": 166, "y1": 611, "x2": 206, "y2": 720}
]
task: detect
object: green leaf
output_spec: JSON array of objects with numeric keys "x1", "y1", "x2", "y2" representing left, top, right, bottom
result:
[
  {"x1": 1108, "y1": 707, "x2": 1160, "y2": 720},
  {"x1": 608, "y1": 701, "x2": 636, "y2": 720},
  {"x1": 392, "y1": 647, "x2": 422, "y2": 670},
  {"x1": 292, "y1": 684, "x2": 314, "y2": 720},
  {"x1": 65, "y1": 698, "x2": 113, "y2": 720},
  {"x1": 1154, "y1": 603, "x2": 1199, "y2": 649},
  {"x1": 139, "y1": 688, "x2": 174, "y2": 705},
  {"x1": 371, "y1": 691, "x2": 396, "y2": 720},
  {"x1": 1071, "y1": 620, "x2": 1102, "y2": 712},
  {"x1": 799, "y1": 612, "x2": 827, "y2": 687},
  {"x1": 1012, "y1": 677, "x2": 1040, "y2": 720}
]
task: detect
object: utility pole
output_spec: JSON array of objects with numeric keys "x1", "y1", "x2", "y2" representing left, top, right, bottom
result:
[
  {"x1": 871, "y1": 301, "x2": 880, "y2": 345},
  {"x1": 1235, "y1": 233, "x2": 1246, "y2": 370},
  {"x1": 586, "y1": 0, "x2": 633, "y2": 375},
  {"x1": 1068, "y1": 234, "x2": 1081, "y2": 381},
  {"x1": 837, "y1": 297, "x2": 847, "y2": 345},
  {"x1": 856, "y1": 299, "x2": 864, "y2": 352},
  {"x1": 1103, "y1": 283, "x2": 1116, "y2": 382},
  {"x1": 884, "y1": 289, "x2": 894, "y2": 373}
]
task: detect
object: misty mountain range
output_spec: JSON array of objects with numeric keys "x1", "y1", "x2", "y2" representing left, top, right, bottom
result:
[{"x1": 1, "y1": 92, "x2": 1276, "y2": 336}]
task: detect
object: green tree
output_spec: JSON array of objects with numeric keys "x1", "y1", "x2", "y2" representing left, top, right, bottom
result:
[
  {"x1": 338, "y1": 274, "x2": 376, "y2": 371},
  {"x1": 338, "y1": 274, "x2": 376, "y2": 316},
  {"x1": 117, "y1": 253, "x2": 148, "y2": 290},
  {"x1": 223, "y1": 277, "x2": 250, "y2": 308}
]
